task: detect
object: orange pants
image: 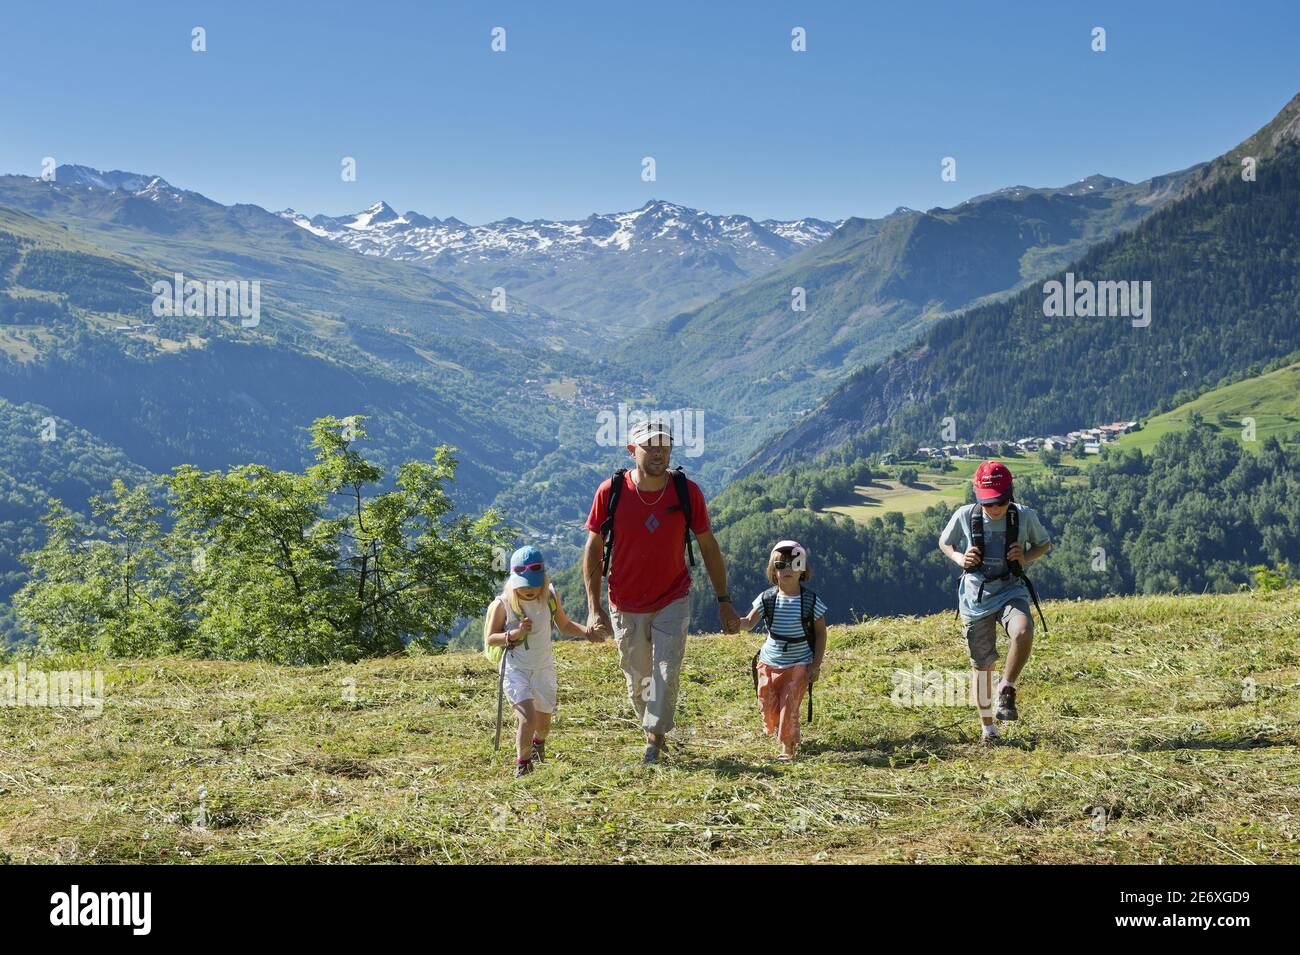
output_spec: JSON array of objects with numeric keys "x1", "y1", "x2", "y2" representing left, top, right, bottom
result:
[{"x1": 755, "y1": 661, "x2": 810, "y2": 747}]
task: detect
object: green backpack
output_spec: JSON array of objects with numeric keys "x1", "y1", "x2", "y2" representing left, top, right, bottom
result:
[{"x1": 482, "y1": 585, "x2": 558, "y2": 666}]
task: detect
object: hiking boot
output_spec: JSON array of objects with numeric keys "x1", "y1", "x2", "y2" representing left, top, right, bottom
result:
[
  {"x1": 531, "y1": 740, "x2": 546, "y2": 764},
  {"x1": 514, "y1": 759, "x2": 533, "y2": 778},
  {"x1": 995, "y1": 685, "x2": 1018, "y2": 721},
  {"x1": 642, "y1": 744, "x2": 660, "y2": 765}
]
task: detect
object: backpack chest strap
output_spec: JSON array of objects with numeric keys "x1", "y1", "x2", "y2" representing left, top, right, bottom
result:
[{"x1": 761, "y1": 588, "x2": 817, "y2": 648}]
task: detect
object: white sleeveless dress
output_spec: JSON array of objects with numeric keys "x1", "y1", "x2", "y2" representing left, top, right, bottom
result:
[{"x1": 500, "y1": 587, "x2": 559, "y2": 713}]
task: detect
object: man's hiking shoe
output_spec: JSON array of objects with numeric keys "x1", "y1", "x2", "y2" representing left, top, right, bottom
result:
[
  {"x1": 514, "y1": 760, "x2": 533, "y2": 778},
  {"x1": 531, "y1": 740, "x2": 546, "y2": 764},
  {"x1": 642, "y1": 744, "x2": 661, "y2": 765},
  {"x1": 979, "y1": 725, "x2": 1000, "y2": 745},
  {"x1": 995, "y1": 685, "x2": 1018, "y2": 721}
]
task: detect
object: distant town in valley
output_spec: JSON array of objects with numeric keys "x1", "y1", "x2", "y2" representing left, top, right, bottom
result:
[{"x1": 900, "y1": 420, "x2": 1141, "y2": 463}]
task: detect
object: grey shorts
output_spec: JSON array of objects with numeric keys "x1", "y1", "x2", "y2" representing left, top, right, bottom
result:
[{"x1": 962, "y1": 598, "x2": 1032, "y2": 669}]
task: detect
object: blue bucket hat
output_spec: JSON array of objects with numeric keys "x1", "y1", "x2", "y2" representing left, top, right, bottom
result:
[{"x1": 506, "y1": 544, "x2": 546, "y2": 589}]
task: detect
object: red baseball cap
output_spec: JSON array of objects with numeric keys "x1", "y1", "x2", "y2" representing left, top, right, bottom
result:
[{"x1": 973, "y1": 461, "x2": 1013, "y2": 504}]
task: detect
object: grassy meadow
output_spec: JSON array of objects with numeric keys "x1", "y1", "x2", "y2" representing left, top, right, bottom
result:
[{"x1": 1, "y1": 590, "x2": 1297, "y2": 864}]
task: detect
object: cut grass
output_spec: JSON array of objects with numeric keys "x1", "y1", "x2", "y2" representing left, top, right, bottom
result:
[{"x1": 1, "y1": 590, "x2": 1297, "y2": 864}]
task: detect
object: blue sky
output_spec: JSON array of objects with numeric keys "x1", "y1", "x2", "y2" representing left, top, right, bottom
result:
[{"x1": 1, "y1": 0, "x2": 1296, "y2": 223}]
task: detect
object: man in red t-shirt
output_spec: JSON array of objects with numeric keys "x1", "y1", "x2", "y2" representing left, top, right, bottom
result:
[{"x1": 584, "y1": 418, "x2": 740, "y2": 764}]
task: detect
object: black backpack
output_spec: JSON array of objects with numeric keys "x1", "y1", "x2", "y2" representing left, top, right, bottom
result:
[
  {"x1": 750, "y1": 585, "x2": 819, "y2": 724},
  {"x1": 599, "y1": 466, "x2": 697, "y2": 576},
  {"x1": 969, "y1": 500, "x2": 1048, "y2": 632}
]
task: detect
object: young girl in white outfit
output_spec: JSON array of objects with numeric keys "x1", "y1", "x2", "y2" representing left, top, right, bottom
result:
[{"x1": 484, "y1": 545, "x2": 593, "y2": 777}]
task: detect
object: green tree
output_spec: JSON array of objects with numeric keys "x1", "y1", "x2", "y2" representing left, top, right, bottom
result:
[
  {"x1": 169, "y1": 416, "x2": 512, "y2": 663},
  {"x1": 15, "y1": 479, "x2": 189, "y2": 655},
  {"x1": 18, "y1": 416, "x2": 513, "y2": 664}
]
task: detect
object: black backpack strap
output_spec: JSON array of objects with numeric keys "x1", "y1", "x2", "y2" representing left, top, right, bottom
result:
[
  {"x1": 599, "y1": 469, "x2": 627, "y2": 576},
  {"x1": 1003, "y1": 501, "x2": 1045, "y2": 634},
  {"x1": 760, "y1": 587, "x2": 777, "y2": 634},
  {"x1": 801, "y1": 586, "x2": 817, "y2": 725},
  {"x1": 973, "y1": 503, "x2": 1018, "y2": 600},
  {"x1": 1022, "y1": 574, "x2": 1048, "y2": 634},
  {"x1": 669, "y1": 466, "x2": 696, "y2": 567},
  {"x1": 1006, "y1": 502, "x2": 1022, "y2": 576},
  {"x1": 799, "y1": 587, "x2": 817, "y2": 652},
  {"x1": 1006, "y1": 499, "x2": 1049, "y2": 633},
  {"x1": 969, "y1": 503, "x2": 985, "y2": 556},
  {"x1": 761, "y1": 587, "x2": 795, "y2": 651},
  {"x1": 970, "y1": 504, "x2": 988, "y2": 603}
]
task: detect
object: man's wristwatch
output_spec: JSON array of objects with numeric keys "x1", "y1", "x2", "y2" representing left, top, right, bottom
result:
[{"x1": 716, "y1": 594, "x2": 731, "y2": 604}]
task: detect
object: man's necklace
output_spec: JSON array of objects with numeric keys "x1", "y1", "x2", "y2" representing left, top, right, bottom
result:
[{"x1": 632, "y1": 470, "x2": 668, "y2": 507}]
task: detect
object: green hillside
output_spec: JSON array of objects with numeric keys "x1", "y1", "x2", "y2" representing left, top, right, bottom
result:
[
  {"x1": 0, "y1": 173, "x2": 647, "y2": 517},
  {"x1": 1, "y1": 590, "x2": 1295, "y2": 863},
  {"x1": 1112, "y1": 358, "x2": 1300, "y2": 456},
  {"x1": 0, "y1": 192, "x2": 654, "y2": 488},
  {"x1": 619, "y1": 171, "x2": 1194, "y2": 476},
  {"x1": 824, "y1": 454, "x2": 1061, "y2": 524},
  {"x1": 0, "y1": 214, "x2": 487, "y2": 501},
  {"x1": 0, "y1": 173, "x2": 552, "y2": 346},
  {"x1": 743, "y1": 94, "x2": 1300, "y2": 476},
  {"x1": 823, "y1": 359, "x2": 1300, "y2": 524},
  {"x1": 0, "y1": 200, "x2": 648, "y2": 643}
]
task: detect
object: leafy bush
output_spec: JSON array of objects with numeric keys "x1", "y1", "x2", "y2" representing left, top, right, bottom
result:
[
  {"x1": 15, "y1": 416, "x2": 513, "y2": 663},
  {"x1": 1248, "y1": 564, "x2": 1291, "y2": 592}
]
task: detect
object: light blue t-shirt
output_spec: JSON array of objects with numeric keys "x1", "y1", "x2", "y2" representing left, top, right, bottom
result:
[
  {"x1": 752, "y1": 589, "x2": 827, "y2": 667},
  {"x1": 940, "y1": 503, "x2": 1051, "y2": 622}
]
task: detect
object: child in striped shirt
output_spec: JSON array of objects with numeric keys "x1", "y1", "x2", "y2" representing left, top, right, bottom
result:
[{"x1": 734, "y1": 540, "x2": 828, "y2": 761}]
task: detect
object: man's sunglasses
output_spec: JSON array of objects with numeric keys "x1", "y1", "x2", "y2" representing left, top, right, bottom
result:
[
  {"x1": 512, "y1": 562, "x2": 544, "y2": 574},
  {"x1": 773, "y1": 560, "x2": 797, "y2": 570}
]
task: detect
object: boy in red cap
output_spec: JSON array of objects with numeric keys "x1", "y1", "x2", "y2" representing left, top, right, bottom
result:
[{"x1": 938, "y1": 461, "x2": 1052, "y2": 743}]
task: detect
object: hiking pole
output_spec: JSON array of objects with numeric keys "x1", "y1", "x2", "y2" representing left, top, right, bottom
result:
[{"x1": 493, "y1": 645, "x2": 509, "y2": 751}]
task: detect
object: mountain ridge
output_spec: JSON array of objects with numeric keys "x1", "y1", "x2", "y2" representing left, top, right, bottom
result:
[
  {"x1": 616, "y1": 163, "x2": 1199, "y2": 481},
  {"x1": 737, "y1": 92, "x2": 1300, "y2": 477},
  {"x1": 279, "y1": 196, "x2": 839, "y2": 253}
]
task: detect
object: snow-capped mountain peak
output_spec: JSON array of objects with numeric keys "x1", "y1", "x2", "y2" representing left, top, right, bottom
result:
[
  {"x1": 278, "y1": 198, "x2": 842, "y2": 264},
  {"x1": 344, "y1": 200, "x2": 402, "y2": 229},
  {"x1": 43, "y1": 164, "x2": 216, "y2": 207},
  {"x1": 53, "y1": 164, "x2": 168, "y2": 194}
]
